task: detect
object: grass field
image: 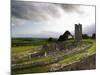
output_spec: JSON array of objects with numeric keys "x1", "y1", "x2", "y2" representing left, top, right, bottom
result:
[
  {"x1": 11, "y1": 38, "x2": 48, "y2": 47},
  {"x1": 12, "y1": 39, "x2": 96, "y2": 74},
  {"x1": 11, "y1": 38, "x2": 48, "y2": 53},
  {"x1": 12, "y1": 45, "x2": 40, "y2": 53}
]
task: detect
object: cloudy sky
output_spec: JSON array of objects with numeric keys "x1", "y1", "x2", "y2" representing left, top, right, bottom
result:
[{"x1": 11, "y1": 0, "x2": 95, "y2": 38}]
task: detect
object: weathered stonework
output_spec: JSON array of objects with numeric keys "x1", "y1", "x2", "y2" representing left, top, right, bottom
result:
[{"x1": 75, "y1": 23, "x2": 82, "y2": 43}]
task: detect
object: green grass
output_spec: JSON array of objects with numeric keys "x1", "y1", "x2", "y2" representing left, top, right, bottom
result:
[
  {"x1": 15, "y1": 66, "x2": 49, "y2": 74},
  {"x1": 58, "y1": 39, "x2": 96, "y2": 64},
  {"x1": 13, "y1": 39, "x2": 96, "y2": 74},
  {"x1": 18, "y1": 56, "x2": 52, "y2": 64},
  {"x1": 12, "y1": 38, "x2": 48, "y2": 47},
  {"x1": 14, "y1": 56, "x2": 51, "y2": 74},
  {"x1": 11, "y1": 45, "x2": 40, "y2": 53},
  {"x1": 30, "y1": 56, "x2": 51, "y2": 63}
]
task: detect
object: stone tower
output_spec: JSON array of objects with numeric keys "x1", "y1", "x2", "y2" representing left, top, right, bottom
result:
[{"x1": 75, "y1": 23, "x2": 82, "y2": 43}]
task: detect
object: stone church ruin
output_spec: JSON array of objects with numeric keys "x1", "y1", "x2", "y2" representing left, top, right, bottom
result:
[
  {"x1": 41, "y1": 23, "x2": 83, "y2": 57},
  {"x1": 22, "y1": 23, "x2": 83, "y2": 58}
]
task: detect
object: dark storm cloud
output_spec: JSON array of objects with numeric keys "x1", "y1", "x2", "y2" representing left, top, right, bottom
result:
[
  {"x1": 11, "y1": 1, "x2": 60, "y2": 21},
  {"x1": 11, "y1": 1, "x2": 81, "y2": 22}
]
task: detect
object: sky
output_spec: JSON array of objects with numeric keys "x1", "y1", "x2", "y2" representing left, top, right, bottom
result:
[{"x1": 11, "y1": 0, "x2": 96, "y2": 38}]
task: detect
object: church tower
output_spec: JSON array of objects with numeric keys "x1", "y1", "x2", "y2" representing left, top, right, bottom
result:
[{"x1": 75, "y1": 23, "x2": 82, "y2": 43}]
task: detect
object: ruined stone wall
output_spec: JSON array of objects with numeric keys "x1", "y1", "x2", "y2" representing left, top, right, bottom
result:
[{"x1": 54, "y1": 53, "x2": 96, "y2": 72}]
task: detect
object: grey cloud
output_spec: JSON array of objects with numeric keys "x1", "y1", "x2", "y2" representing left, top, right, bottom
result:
[
  {"x1": 11, "y1": 1, "x2": 82, "y2": 22},
  {"x1": 11, "y1": 1, "x2": 61, "y2": 21}
]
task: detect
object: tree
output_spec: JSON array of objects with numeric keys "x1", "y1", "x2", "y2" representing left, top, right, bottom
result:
[
  {"x1": 48, "y1": 37, "x2": 53, "y2": 42},
  {"x1": 82, "y1": 34, "x2": 89, "y2": 39},
  {"x1": 92, "y1": 33, "x2": 96, "y2": 39}
]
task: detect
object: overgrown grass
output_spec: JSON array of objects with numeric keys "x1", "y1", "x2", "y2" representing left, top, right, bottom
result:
[
  {"x1": 13, "y1": 54, "x2": 52, "y2": 73},
  {"x1": 11, "y1": 45, "x2": 40, "y2": 53},
  {"x1": 58, "y1": 39, "x2": 96, "y2": 64},
  {"x1": 15, "y1": 66, "x2": 49, "y2": 74},
  {"x1": 18, "y1": 56, "x2": 52, "y2": 64},
  {"x1": 13, "y1": 39, "x2": 96, "y2": 74}
]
